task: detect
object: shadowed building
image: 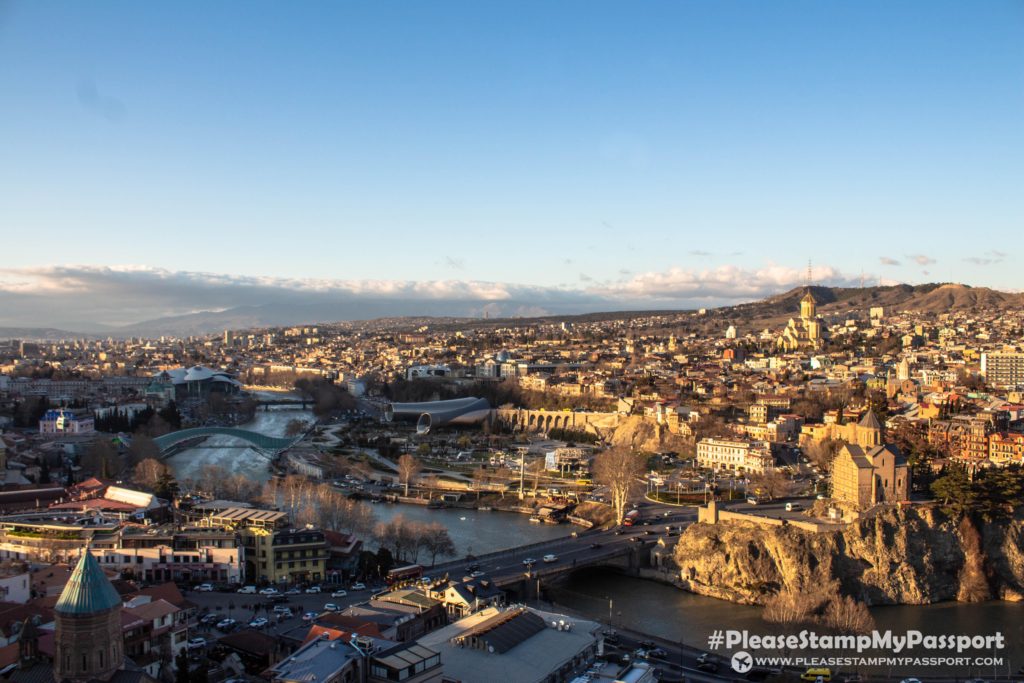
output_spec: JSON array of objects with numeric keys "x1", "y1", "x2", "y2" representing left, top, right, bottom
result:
[{"x1": 53, "y1": 549, "x2": 126, "y2": 682}]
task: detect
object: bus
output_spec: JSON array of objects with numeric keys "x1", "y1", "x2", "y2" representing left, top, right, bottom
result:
[
  {"x1": 386, "y1": 564, "x2": 423, "y2": 586},
  {"x1": 622, "y1": 509, "x2": 641, "y2": 526}
]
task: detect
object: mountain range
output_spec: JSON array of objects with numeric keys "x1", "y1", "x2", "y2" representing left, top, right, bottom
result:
[{"x1": 1, "y1": 282, "x2": 1019, "y2": 340}]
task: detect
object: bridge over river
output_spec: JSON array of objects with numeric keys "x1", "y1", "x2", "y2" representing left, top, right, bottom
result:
[{"x1": 153, "y1": 427, "x2": 300, "y2": 457}]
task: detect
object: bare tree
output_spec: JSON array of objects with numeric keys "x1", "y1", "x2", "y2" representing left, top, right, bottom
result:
[
  {"x1": 593, "y1": 447, "x2": 645, "y2": 523},
  {"x1": 133, "y1": 458, "x2": 167, "y2": 490},
  {"x1": 285, "y1": 419, "x2": 307, "y2": 437},
  {"x1": 397, "y1": 454, "x2": 421, "y2": 496},
  {"x1": 81, "y1": 439, "x2": 119, "y2": 479},
  {"x1": 822, "y1": 595, "x2": 875, "y2": 634},
  {"x1": 748, "y1": 469, "x2": 794, "y2": 501},
  {"x1": 418, "y1": 522, "x2": 456, "y2": 566}
]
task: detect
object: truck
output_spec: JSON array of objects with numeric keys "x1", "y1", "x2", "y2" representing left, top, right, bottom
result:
[{"x1": 622, "y1": 509, "x2": 641, "y2": 526}]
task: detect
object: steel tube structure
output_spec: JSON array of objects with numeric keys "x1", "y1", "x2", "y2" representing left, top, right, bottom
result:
[{"x1": 383, "y1": 397, "x2": 491, "y2": 435}]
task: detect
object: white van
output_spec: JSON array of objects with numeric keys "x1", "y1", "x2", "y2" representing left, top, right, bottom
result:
[{"x1": 236, "y1": 585, "x2": 257, "y2": 594}]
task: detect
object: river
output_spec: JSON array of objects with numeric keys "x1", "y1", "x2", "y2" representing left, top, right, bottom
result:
[
  {"x1": 164, "y1": 392, "x2": 313, "y2": 485},
  {"x1": 369, "y1": 502, "x2": 571, "y2": 558},
  {"x1": 549, "y1": 569, "x2": 1024, "y2": 678}
]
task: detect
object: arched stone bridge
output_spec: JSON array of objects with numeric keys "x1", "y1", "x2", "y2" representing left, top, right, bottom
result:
[{"x1": 153, "y1": 427, "x2": 299, "y2": 455}]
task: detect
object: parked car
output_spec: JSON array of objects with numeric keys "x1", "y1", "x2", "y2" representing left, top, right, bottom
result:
[
  {"x1": 272, "y1": 605, "x2": 292, "y2": 614},
  {"x1": 216, "y1": 618, "x2": 236, "y2": 631},
  {"x1": 543, "y1": 554, "x2": 558, "y2": 563},
  {"x1": 187, "y1": 637, "x2": 207, "y2": 650},
  {"x1": 305, "y1": 585, "x2": 322, "y2": 594},
  {"x1": 786, "y1": 502, "x2": 803, "y2": 511},
  {"x1": 195, "y1": 583, "x2": 214, "y2": 592},
  {"x1": 259, "y1": 587, "x2": 279, "y2": 596},
  {"x1": 302, "y1": 611, "x2": 318, "y2": 622},
  {"x1": 350, "y1": 582, "x2": 366, "y2": 591},
  {"x1": 199, "y1": 614, "x2": 218, "y2": 626},
  {"x1": 521, "y1": 558, "x2": 537, "y2": 566},
  {"x1": 648, "y1": 647, "x2": 667, "y2": 658},
  {"x1": 747, "y1": 496, "x2": 760, "y2": 505},
  {"x1": 284, "y1": 587, "x2": 302, "y2": 595},
  {"x1": 331, "y1": 590, "x2": 347, "y2": 598},
  {"x1": 323, "y1": 603, "x2": 340, "y2": 612},
  {"x1": 249, "y1": 617, "x2": 268, "y2": 628},
  {"x1": 236, "y1": 586, "x2": 257, "y2": 594}
]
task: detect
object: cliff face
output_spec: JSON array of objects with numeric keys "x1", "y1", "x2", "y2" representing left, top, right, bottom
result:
[{"x1": 673, "y1": 506, "x2": 1024, "y2": 606}]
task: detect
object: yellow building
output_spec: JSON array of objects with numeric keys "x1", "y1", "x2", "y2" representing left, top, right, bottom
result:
[
  {"x1": 777, "y1": 289, "x2": 826, "y2": 352},
  {"x1": 242, "y1": 526, "x2": 329, "y2": 585},
  {"x1": 831, "y1": 443, "x2": 910, "y2": 510}
]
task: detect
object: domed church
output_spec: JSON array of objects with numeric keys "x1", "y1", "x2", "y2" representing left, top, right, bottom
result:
[{"x1": 776, "y1": 288, "x2": 827, "y2": 352}]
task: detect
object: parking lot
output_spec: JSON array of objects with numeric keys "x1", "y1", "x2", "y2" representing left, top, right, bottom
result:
[{"x1": 184, "y1": 583, "x2": 383, "y2": 637}]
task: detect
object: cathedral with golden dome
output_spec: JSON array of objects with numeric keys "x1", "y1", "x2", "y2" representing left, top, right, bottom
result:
[{"x1": 776, "y1": 288, "x2": 826, "y2": 352}]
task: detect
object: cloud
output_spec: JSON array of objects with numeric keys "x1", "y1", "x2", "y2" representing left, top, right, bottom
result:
[
  {"x1": 0, "y1": 262, "x2": 865, "y2": 332},
  {"x1": 443, "y1": 256, "x2": 465, "y2": 270},
  {"x1": 689, "y1": 250, "x2": 713, "y2": 257},
  {"x1": 963, "y1": 251, "x2": 1007, "y2": 266},
  {"x1": 907, "y1": 254, "x2": 936, "y2": 266},
  {"x1": 879, "y1": 257, "x2": 901, "y2": 266}
]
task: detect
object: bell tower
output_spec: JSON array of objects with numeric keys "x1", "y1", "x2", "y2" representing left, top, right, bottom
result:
[{"x1": 53, "y1": 548, "x2": 125, "y2": 682}]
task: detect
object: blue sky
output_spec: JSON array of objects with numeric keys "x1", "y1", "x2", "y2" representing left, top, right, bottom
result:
[{"x1": 0, "y1": 1, "x2": 1022, "y2": 327}]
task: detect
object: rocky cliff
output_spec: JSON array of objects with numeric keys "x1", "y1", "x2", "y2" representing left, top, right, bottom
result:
[{"x1": 673, "y1": 506, "x2": 1024, "y2": 606}]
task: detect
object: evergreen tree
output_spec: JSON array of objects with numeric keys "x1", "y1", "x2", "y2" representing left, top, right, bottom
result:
[
  {"x1": 174, "y1": 650, "x2": 191, "y2": 683},
  {"x1": 154, "y1": 469, "x2": 180, "y2": 502}
]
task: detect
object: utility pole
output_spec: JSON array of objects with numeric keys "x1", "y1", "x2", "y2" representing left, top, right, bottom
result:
[{"x1": 519, "y1": 452, "x2": 525, "y2": 500}]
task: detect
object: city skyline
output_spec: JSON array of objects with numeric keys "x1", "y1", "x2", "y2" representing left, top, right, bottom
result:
[{"x1": 1, "y1": 1, "x2": 1021, "y2": 324}]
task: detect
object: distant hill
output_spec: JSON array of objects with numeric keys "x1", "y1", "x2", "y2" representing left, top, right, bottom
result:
[
  {"x1": 0, "y1": 326, "x2": 99, "y2": 341},
  {"x1": 714, "y1": 283, "x2": 1024, "y2": 332},
  {"x1": 10, "y1": 282, "x2": 1019, "y2": 338}
]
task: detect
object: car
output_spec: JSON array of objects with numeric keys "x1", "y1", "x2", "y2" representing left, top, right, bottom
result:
[
  {"x1": 258, "y1": 587, "x2": 279, "y2": 596},
  {"x1": 187, "y1": 637, "x2": 207, "y2": 650},
  {"x1": 195, "y1": 583, "x2": 214, "y2": 592},
  {"x1": 274, "y1": 608, "x2": 293, "y2": 619},
  {"x1": 236, "y1": 585, "x2": 257, "y2": 594},
  {"x1": 249, "y1": 617, "x2": 268, "y2": 628},
  {"x1": 613, "y1": 529, "x2": 624, "y2": 535},
  {"x1": 747, "y1": 496, "x2": 760, "y2": 505},
  {"x1": 350, "y1": 582, "x2": 366, "y2": 590},
  {"x1": 469, "y1": 570, "x2": 485, "y2": 578},
  {"x1": 305, "y1": 586, "x2": 322, "y2": 594},
  {"x1": 590, "y1": 542, "x2": 603, "y2": 548},
  {"x1": 521, "y1": 558, "x2": 537, "y2": 566},
  {"x1": 639, "y1": 640, "x2": 656, "y2": 649},
  {"x1": 696, "y1": 653, "x2": 713, "y2": 664},
  {"x1": 272, "y1": 604, "x2": 292, "y2": 614},
  {"x1": 216, "y1": 618, "x2": 236, "y2": 631},
  {"x1": 302, "y1": 611, "x2": 318, "y2": 622},
  {"x1": 467, "y1": 563, "x2": 480, "y2": 572},
  {"x1": 543, "y1": 554, "x2": 558, "y2": 563},
  {"x1": 284, "y1": 588, "x2": 302, "y2": 595},
  {"x1": 649, "y1": 647, "x2": 667, "y2": 658},
  {"x1": 786, "y1": 502, "x2": 803, "y2": 511},
  {"x1": 323, "y1": 603, "x2": 340, "y2": 612},
  {"x1": 331, "y1": 590, "x2": 347, "y2": 598}
]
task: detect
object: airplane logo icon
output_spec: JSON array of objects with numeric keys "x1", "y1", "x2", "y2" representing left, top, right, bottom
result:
[{"x1": 731, "y1": 650, "x2": 753, "y2": 673}]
